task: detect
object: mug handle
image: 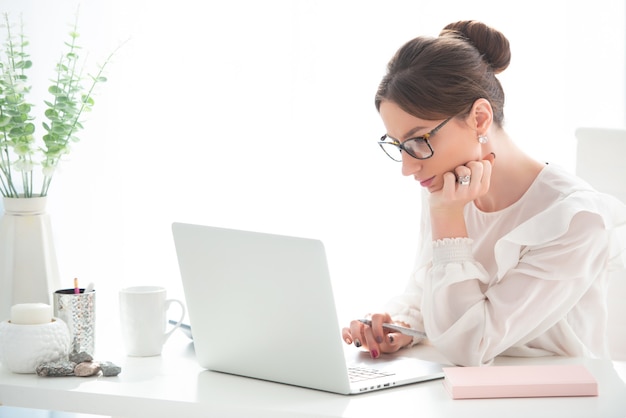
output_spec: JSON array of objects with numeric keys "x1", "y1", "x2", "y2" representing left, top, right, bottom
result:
[{"x1": 163, "y1": 299, "x2": 186, "y2": 342}]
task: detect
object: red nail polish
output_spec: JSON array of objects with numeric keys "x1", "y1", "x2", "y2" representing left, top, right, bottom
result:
[{"x1": 370, "y1": 349, "x2": 379, "y2": 359}]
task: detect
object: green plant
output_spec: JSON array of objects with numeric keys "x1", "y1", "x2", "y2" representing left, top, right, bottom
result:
[{"x1": 0, "y1": 12, "x2": 115, "y2": 198}]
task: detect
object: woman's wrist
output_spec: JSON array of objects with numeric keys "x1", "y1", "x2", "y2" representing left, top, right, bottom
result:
[{"x1": 430, "y1": 207, "x2": 468, "y2": 240}]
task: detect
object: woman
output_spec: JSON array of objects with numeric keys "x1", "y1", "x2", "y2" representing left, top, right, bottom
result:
[{"x1": 342, "y1": 20, "x2": 626, "y2": 366}]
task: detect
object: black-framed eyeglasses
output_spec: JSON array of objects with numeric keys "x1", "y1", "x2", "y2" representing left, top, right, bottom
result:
[{"x1": 378, "y1": 117, "x2": 452, "y2": 162}]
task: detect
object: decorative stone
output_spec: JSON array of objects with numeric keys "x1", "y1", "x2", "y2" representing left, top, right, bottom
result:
[
  {"x1": 69, "y1": 351, "x2": 93, "y2": 364},
  {"x1": 99, "y1": 361, "x2": 122, "y2": 377},
  {"x1": 74, "y1": 361, "x2": 101, "y2": 377},
  {"x1": 36, "y1": 360, "x2": 76, "y2": 377},
  {"x1": 34, "y1": 355, "x2": 121, "y2": 378}
]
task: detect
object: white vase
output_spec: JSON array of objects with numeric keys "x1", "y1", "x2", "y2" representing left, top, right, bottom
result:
[{"x1": 0, "y1": 196, "x2": 61, "y2": 322}]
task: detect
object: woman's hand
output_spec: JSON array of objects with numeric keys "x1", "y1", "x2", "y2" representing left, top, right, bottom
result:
[
  {"x1": 428, "y1": 155, "x2": 494, "y2": 240},
  {"x1": 342, "y1": 313, "x2": 413, "y2": 359},
  {"x1": 429, "y1": 156, "x2": 494, "y2": 213}
]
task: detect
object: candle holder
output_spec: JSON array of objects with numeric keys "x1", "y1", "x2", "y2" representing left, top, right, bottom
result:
[{"x1": 0, "y1": 318, "x2": 71, "y2": 373}]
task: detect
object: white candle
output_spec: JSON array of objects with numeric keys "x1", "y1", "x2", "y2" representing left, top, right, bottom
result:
[{"x1": 10, "y1": 303, "x2": 53, "y2": 325}]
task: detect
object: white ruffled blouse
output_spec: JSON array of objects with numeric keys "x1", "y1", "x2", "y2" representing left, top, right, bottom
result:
[{"x1": 385, "y1": 164, "x2": 626, "y2": 366}]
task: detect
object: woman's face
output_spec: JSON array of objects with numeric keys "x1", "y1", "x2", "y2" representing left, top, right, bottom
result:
[{"x1": 378, "y1": 100, "x2": 480, "y2": 193}]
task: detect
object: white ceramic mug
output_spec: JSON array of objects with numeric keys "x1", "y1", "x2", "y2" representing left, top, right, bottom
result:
[{"x1": 119, "y1": 286, "x2": 185, "y2": 357}]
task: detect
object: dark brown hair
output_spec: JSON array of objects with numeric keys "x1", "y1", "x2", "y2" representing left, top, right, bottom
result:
[{"x1": 375, "y1": 20, "x2": 511, "y2": 126}]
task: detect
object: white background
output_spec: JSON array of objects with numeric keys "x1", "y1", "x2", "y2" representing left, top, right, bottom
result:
[{"x1": 1, "y1": 0, "x2": 625, "y2": 326}]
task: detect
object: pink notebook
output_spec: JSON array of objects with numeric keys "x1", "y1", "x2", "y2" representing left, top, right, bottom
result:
[{"x1": 442, "y1": 364, "x2": 598, "y2": 399}]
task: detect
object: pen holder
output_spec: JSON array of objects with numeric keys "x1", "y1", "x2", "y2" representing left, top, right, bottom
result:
[
  {"x1": 0, "y1": 318, "x2": 71, "y2": 373},
  {"x1": 53, "y1": 289, "x2": 96, "y2": 356}
]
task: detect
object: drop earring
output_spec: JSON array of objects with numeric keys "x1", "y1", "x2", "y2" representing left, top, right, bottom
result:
[{"x1": 478, "y1": 135, "x2": 488, "y2": 144}]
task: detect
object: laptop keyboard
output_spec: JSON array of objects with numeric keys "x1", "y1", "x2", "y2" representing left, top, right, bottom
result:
[{"x1": 348, "y1": 366, "x2": 395, "y2": 382}]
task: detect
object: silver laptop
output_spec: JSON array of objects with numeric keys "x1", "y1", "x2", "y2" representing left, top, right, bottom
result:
[{"x1": 172, "y1": 222, "x2": 444, "y2": 394}]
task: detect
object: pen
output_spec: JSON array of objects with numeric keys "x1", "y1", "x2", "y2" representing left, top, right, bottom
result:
[
  {"x1": 85, "y1": 282, "x2": 95, "y2": 293},
  {"x1": 358, "y1": 319, "x2": 427, "y2": 339}
]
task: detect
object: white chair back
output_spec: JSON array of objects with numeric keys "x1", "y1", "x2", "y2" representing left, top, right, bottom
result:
[{"x1": 576, "y1": 127, "x2": 626, "y2": 360}]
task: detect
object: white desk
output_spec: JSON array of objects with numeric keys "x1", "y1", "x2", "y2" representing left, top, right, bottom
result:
[{"x1": 1, "y1": 329, "x2": 626, "y2": 418}]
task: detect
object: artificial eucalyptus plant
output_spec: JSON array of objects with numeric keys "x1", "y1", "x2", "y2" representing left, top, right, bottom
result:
[{"x1": 0, "y1": 12, "x2": 116, "y2": 198}]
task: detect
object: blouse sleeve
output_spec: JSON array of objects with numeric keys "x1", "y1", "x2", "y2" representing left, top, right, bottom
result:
[
  {"x1": 422, "y1": 211, "x2": 609, "y2": 366},
  {"x1": 385, "y1": 186, "x2": 626, "y2": 365}
]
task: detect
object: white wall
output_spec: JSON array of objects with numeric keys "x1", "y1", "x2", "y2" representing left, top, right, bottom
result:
[{"x1": 1, "y1": 0, "x2": 625, "y2": 325}]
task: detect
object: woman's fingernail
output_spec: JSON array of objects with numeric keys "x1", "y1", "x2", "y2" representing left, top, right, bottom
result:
[
  {"x1": 370, "y1": 349, "x2": 379, "y2": 359},
  {"x1": 389, "y1": 335, "x2": 394, "y2": 344},
  {"x1": 354, "y1": 339, "x2": 362, "y2": 348},
  {"x1": 344, "y1": 337, "x2": 352, "y2": 344},
  {"x1": 376, "y1": 336, "x2": 383, "y2": 344}
]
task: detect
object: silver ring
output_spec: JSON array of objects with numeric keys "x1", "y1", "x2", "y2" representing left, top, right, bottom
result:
[{"x1": 458, "y1": 175, "x2": 471, "y2": 186}]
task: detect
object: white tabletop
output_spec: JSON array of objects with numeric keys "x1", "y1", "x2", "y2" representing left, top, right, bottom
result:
[{"x1": 1, "y1": 328, "x2": 626, "y2": 418}]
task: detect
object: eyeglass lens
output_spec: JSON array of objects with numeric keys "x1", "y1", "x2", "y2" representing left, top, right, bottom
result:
[{"x1": 379, "y1": 137, "x2": 432, "y2": 161}]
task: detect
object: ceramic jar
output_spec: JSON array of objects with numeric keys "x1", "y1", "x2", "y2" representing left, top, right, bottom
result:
[{"x1": 0, "y1": 318, "x2": 70, "y2": 373}]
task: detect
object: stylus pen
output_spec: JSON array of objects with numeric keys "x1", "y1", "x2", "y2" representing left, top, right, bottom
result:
[{"x1": 358, "y1": 319, "x2": 427, "y2": 339}]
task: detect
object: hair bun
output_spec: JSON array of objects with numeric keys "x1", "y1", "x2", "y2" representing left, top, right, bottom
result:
[{"x1": 440, "y1": 20, "x2": 511, "y2": 74}]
